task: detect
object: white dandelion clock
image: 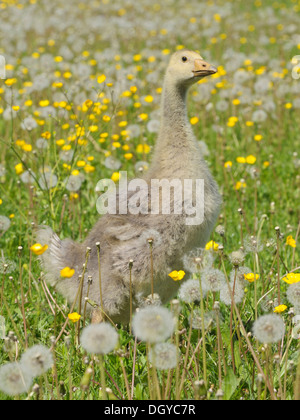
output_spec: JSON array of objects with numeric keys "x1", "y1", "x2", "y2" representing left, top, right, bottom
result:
[
  {"x1": 252, "y1": 314, "x2": 285, "y2": 344},
  {"x1": 0, "y1": 216, "x2": 11, "y2": 233},
  {"x1": 178, "y1": 279, "x2": 202, "y2": 303},
  {"x1": 220, "y1": 281, "x2": 244, "y2": 306},
  {"x1": 132, "y1": 306, "x2": 175, "y2": 343},
  {"x1": 201, "y1": 268, "x2": 226, "y2": 293},
  {"x1": 287, "y1": 283, "x2": 300, "y2": 307},
  {"x1": 81, "y1": 323, "x2": 118, "y2": 354},
  {"x1": 149, "y1": 343, "x2": 177, "y2": 370},
  {"x1": 0, "y1": 362, "x2": 32, "y2": 396},
  {"x1": 21, "y1": 345, "x2": 53, "y2": 377}
]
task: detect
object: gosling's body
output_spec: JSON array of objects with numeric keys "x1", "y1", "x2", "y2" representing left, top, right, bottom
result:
[{"x1": 37, "y1": 50, "x2": 222, "y2": 324}]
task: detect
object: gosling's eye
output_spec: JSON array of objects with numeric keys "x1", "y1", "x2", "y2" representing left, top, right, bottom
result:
[{"x1": 182, "y1": 56, "x2": 187, "y2": 62}]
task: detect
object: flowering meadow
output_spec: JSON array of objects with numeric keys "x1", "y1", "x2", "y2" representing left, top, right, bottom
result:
[{"x1": 0, "y1": 0, "x2": 300, "y2": 401}]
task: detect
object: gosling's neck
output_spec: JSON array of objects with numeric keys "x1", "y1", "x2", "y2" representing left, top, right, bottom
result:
[
  {"x1": 160, "y1": 78, "x2": 189, "y2": 138},
  {"x1": 147, "y1": 78, "x2": 199, "y2": 180}
]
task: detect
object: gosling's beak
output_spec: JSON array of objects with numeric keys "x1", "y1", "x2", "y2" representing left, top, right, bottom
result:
[{"x1": 193, "y1": 59, "x2": 217, "y2": 77}]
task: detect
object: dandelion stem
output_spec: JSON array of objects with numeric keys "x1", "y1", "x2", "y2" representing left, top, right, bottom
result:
[
  {"x1": 96, "y1": 242, "x2": 104, "y2": 319},
  {"x1": 198, "y1": 269, "x2": 207, "y2": 386}
]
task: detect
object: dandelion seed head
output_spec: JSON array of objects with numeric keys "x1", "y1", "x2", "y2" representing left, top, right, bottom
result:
[
  {"x1": 252, "y1": 314, "x2": 285, "y2": 344},
  {"x1": 220, "y1": 280, "x2": 244, "y2": 306},
  {"x1": 139, "y1": 229, "x2": 162, "y2": 246},
  {"x1": 21, "y1": 345, "x2": 53, "y2": 377},
  {"x1": 0, "y1": 254, "x2": 16, "y2": 274},
  {"x1": 201, "y1": 268, "x2": 226, "y2": 293},
  {"x1": 64, "y1": 175, "x2": 83, "y2": 192},
  {"x1": 38, "y1": 172, "x2": 58, "y2": 190},
  {"x1": 178, "y1": 279, "x2": 202, "y2": 303},
  {"x1": 182, "y1": 248, "x2": 214, "y2": 273},
  {"x1": 0, "y1": 362, "x2": 32, "y2": 396},
  {"x1": 244, "y1": 235, "x2": 264, "y2": 254},
  {"x1": 0, "y1": 216, "x2": 11, "y2": 233},
  {"x1": 137, "y1": 293, "x2": 162, "y2": 308},
  {"x1": 36, "y1": 138, "x2": 49, "y2": 150},
  {"x1": 20, "y1": 170, "x2": 36, "y2": 185},
  {"x1": 132, "y1": 306, "x2": 175, "y2": 343},
  {"x1": 81, "y1": 323, "x2": 118, "y2": 354},
  {"x1": 287, "y1": 283, "x2": 300, "y2": 307},
  {"x1": 215, "y1": 224, "x2": 225, "y2": 237},
  {"x1": 229, "y1": 249, "x2": 245, "y2": 266},
  {"x1": 149, "y1": 342, "x2": 177, "y2": 370},
  {"x1": 190, "y1": 309, "x2": 217, "y2": 330},
  {"x1": 104, "y1": 156, "x2": 122, "y2": 171},
  {"x1": 59, "y1": 149, "x2": 74, "y2": 162},
  {"x1": 134, "y1": 161, "x2": 149, "y2": 174}
]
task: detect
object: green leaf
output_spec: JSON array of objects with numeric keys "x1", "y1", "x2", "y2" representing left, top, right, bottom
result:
[{"x1": 222, "y1": 368, "x2": 241, "y2": 400}]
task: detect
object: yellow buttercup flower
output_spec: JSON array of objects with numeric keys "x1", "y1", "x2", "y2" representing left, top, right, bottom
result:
[
  {"x1": 97, "y1": 74, "x2": 106, "y2": 84},
  {"x1": 30, "y1": 243, "x2": 48, "y2": 256},
  {"x1": 136, "y1": 144, "x2": 150, "y2": 154},
  {"x1": 286, "y1": 235, "x2": 296, "y2": 248},
  {"x1": 15, "y1": 163, "x2": 24, "y2": 175},
  {"x1": 254, "y1": 134, "x2": 263, "y2": 142},
  {"x1": 244, "y1": 273, "x2": 259, "y2": 283},
  {"x1": 273, "y1": 305, "x2": 287, "y2": 314},
  {"x1": 282, "y1": 273, "x2": 300, "y2": 285},
  {"x1": 144, "y1": 95, "x2": 154, "y2": 103},
  {"x1": 5, "y1": 78, "x2": 17, "y2": 87},
  {"x1": 60, "y1": 267, "x2": 75, "y2": 278},
  {"x1": 246, "y1": 155, "x2": 256, "y2": 164},
  {"x1": 235, "y1": 181, "x2": 246, "y2": 190},
  {"x1": 205, "y1": 240, "x2": 219, "y2": 251},
  {"x1": 68, "y1": 313, "x2": 81, "y2": 323},
  {"x1": 224, "y1": 161, "x2": 232, "y2": 169},
  {"x1": 168, "y1": 270, "x2": 186, "y2": 281},
  {"x1": 111, "y1": 172, "x2": 120, "y2": 182},
  {"x1": 190, "y1": 116, "x2": 199, "y2": 125}
]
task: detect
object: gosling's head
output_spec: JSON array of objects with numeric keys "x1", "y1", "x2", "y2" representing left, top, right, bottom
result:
[{"x1": 166, "y1": 49, "x2": 217, "y2": 87}]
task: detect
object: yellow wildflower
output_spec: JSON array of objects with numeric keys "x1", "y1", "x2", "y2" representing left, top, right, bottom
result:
[
  {"x1": 254, "y1": 134, "x2": 263, "y2": 142},
  {"x1": 235, "y1": 181, "x2": 246, "y2": 190},
  {"x1": 282, "y1": 273, "x2": 300, "y2": 285},
  {"x1": 5, "y1": 78, "x2": 17, "y2": 87},
  {"x1": 205, "y1": 240, "x2": 219, "y2": 251},
  {"x1": 144, "y1": 95, "x2": 154, "y2": 103},
  {"x1": 111, "y1": 172, "x2": 120, "y2": 182},
  {"x1": 97, "y1": 74, "x2": 106, "y2": 84},
  {"x1": 273, "y1": 305, "x2": 287, "y2": 314},
  {"x1": 244, "y1": 273, "x2": 259, "y2": 283},
  {"x1": 246, "y1": 155, "x2": 256, "y2": 164},
  {"x1": 30, "y1": 243, "x2": 48, "y2": 256},
  {"x1": 39, "y1": 100, "x2": 50, "y2": 107},
  {"x1": 190, "y1": 116, "x2": 199, "y2": 125},
  {"x1": 84, "y1": 165, "x2": 95, "y2": 173},
  {"x1": 168, "y1": 270, "x2": 186, "y2": 281},
  {"x1": 224, "y1": 161, "x2": 232, "y2": 169},
  {"x1": 136, "y1": 144, "x2": 150, "y2": 154},
  {"x1": 68, "y1": 313, "x2": 81, "y2": 323},
  {"x1": 286, "y1": 235, "x2": 296, "y2": 248},
  {"x1": 15, "y1": 163, "x2": 24, "y2": 175},
  {"x1": 60, "y1": 267, "x2": 75, "y2": 278}
]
